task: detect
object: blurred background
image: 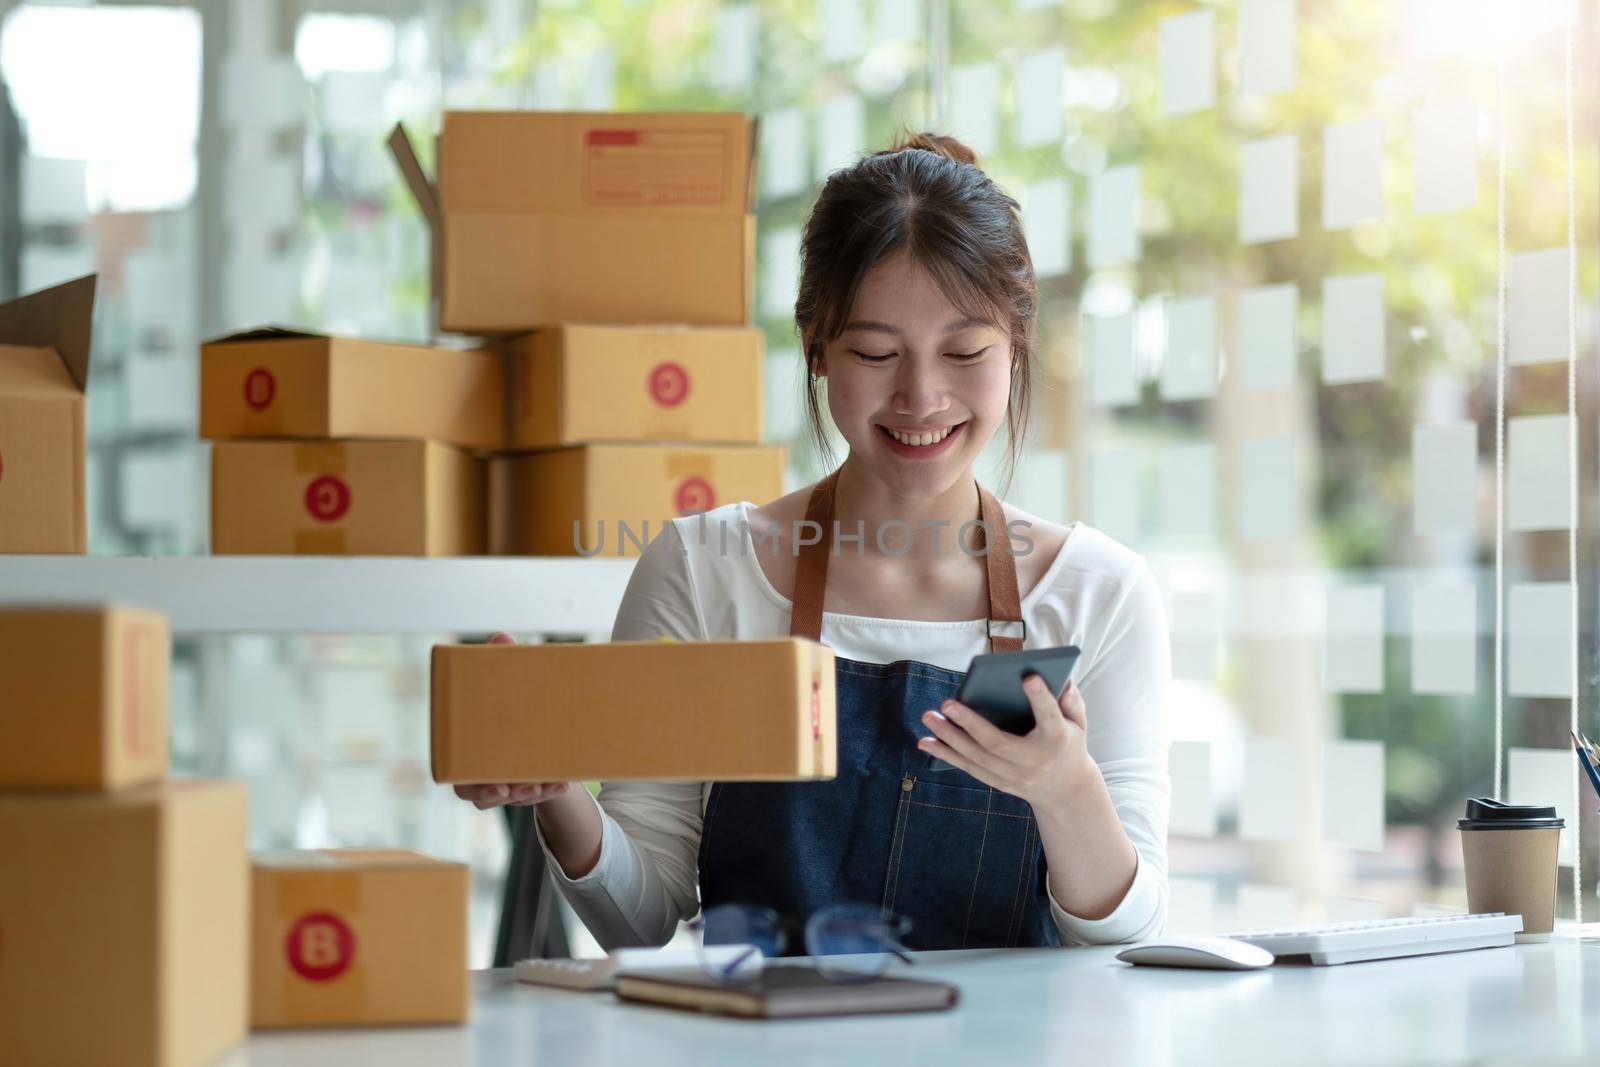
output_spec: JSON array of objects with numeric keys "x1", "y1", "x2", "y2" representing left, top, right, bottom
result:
[{"x1": 0, "y1": 0, "x2": 1596, "y2": 961}]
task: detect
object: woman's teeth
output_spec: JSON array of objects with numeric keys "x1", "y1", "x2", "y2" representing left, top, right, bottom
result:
[{"x1": 885, "y1": 424, "x2": 956, "y2": 447}]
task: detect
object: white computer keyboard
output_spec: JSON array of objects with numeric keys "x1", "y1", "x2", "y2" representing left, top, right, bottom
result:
[{"x1": 1218, "y1": 912, "x2": 1524, "y2": 965}]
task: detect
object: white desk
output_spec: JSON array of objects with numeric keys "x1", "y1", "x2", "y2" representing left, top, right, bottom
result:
[{"x1": 228, "y1": 932, "x2": 1600, "y2": 1066}]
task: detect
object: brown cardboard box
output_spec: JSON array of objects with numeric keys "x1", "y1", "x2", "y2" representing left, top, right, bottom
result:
[
  {"x1": 211, "y1": 439, "x2": 486, "y2": 556},
  {"x1": 0, "y1": 605, "x2": 169, "y2": 789},
  {"x1": 0, "y1": 780, "x2": 248, "y2": 1067},
  {"x1": 489, "y1": 443, "x2": 783, "y2": 557},
  {"x1": 432, "y1": 637, "x2": 836, "y2": 783},
  {"x1": 250, "y1": 850, "x2": 469, "y2": 1028},
  {"x1": 200, "y1": 328, "x2": 504, "y2": 451},
  {"x1": 390, "y1": 111, "x2": 757, "y2": 333},
  {"x1": 505, "y1": 324, "x2": 763, "y2": 449},
  {"x1": 0, "y1": 274, "x2": 96, "y2": 553}
]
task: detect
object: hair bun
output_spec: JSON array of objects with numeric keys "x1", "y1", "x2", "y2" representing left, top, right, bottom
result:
[{"x1": 890, "y1": 132, "x2": 979, "y2": 167}]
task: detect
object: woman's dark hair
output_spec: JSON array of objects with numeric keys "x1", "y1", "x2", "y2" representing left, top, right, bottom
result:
[{"x1": 793, "y1": 130, "x2": 1038, "y2": 496}]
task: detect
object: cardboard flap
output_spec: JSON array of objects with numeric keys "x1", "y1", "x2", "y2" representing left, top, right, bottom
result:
[
  {"x1": 745, "y1": 114, "x2": 760, "y2": 213},
  {"x1": 0, "y1": 273, "x2": 96, "y2": 392},
  {"x1": 388, "y1": 122, "x2": 441, "y2": 230},
  {"x1": 205, "y1": 326, "x2": 327, "y2": 344}
]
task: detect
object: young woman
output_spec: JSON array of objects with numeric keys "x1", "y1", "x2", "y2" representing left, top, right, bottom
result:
[{"x1": 460, "y1": 133, "x2": 1171, "y2": 950}]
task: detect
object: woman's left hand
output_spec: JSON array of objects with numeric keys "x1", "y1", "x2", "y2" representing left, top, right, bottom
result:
[{"x1": 916, "y1": 674, "x2": 1098, "y2": 814}]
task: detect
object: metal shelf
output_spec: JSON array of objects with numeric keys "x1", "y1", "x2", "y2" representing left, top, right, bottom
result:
[{"x1": 0, "y1": 556, "x2": 636, "y2": 635}]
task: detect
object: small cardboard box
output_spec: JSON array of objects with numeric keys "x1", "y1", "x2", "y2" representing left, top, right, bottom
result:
[
  {"x1": 0, "y1": 274, "x2": 96, "y2": 553},
  {"x1": 390, "y1": 111, "x2": 757, "y2": 333},
  {"x1": 200, "y1": 328, "x2": 504, "y2": 451},
  {"x1": 504, "y1": 324, "x2": 763, "y2": 449},
  {"x1": 250, "y1": 850, "x2": 469, "y2": 1029},
  {"x1": 0, "y1": 605, "x2": 169, "y2": 789},
  {"x1": 430, "y1": 637, "x2": 836, "y2": 783},
  {"x1": 211, "y1": 439, "x2": 487, "y2": 556},
  {"x1": 0, "y1": 780, "x2": 249, "y2": 1067},
  {"x1": 489, "y1": 442, "x2": 783, "y2": 557}
]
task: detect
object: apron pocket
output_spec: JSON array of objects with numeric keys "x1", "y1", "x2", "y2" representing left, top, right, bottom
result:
[{"x1": 883, "y1": 775, "x2": 1042, "y2": 950}]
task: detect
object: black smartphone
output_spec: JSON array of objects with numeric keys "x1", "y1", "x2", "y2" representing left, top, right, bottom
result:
[{"x1": 954, "y1": 644, "x2": 1082, "y2": 735}]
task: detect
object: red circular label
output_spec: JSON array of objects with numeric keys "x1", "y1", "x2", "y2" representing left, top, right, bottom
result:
[
  {"x1": 244, "y1": 368, "x2": 277, "y2": 411},
  {"x1": 647, "y1": 361, "x2": 691, "y2": 407},
  {"x1": 286, "y1": 911, "x2": 355, "y2": 982},
  {"x1": 674, "y1": 476, "x2": 716, "y2": 515},
  {"x1": 304, "y1": 476, "x2": 351, "y2": 522}
]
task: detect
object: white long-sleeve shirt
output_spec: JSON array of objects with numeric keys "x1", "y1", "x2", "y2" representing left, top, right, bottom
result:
[{"x1": 537, "y1": 501, "x2": 1172, "y2": 949}]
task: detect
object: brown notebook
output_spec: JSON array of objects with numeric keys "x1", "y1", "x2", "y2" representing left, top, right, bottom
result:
[{"x1": 614, "y1": 966, "x2": 959, "y2": 1019}]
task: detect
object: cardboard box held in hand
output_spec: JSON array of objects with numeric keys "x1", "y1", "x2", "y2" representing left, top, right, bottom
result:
[
  {"x1": 250, "y1": 850, "x2": 469, "y2": 1028},
  {"x1": 389, "y1": 111, "x2": 757, "y2": 333},
  {"x1": 0, "y1": 605, "x2": 169, "y2": 790},
  {"x1": 430, "y1": 638, "x2": 836, "y2": 783},
  {"x1": 0, "y1": 274, "x2": 96, "y2": 553}
]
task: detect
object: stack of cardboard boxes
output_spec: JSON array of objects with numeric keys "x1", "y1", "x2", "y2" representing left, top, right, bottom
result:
[
  {"x1": 200, "y1": 330, "x2": 501, "y2": 555},
  {"x1": 0, "y1": 606, "x2": 250, "y2": 1067},
  {"x1": 0, "y1": 275, "x2": 98, "y2": 554},
  {"x1": 391, "y1": 109, "x2": 785, "y2": 557},
  {"x1": 201, "y1": 110, "x2": 787, "y2": 559}
]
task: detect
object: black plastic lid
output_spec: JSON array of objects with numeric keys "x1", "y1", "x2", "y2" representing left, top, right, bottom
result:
[{"x1": 1458, "y1": 797, "x2": 1565, "y2": 831}]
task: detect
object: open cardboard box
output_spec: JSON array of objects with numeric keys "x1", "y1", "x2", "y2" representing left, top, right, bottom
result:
[
  {"x1": 389, "y1": 111, "x2": 758, "y2": 334},
  {"x1": 0, "y1": 274, "x2": 96, "y2": 553}
]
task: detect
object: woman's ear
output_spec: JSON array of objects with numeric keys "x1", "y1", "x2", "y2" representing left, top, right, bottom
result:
[{"x1": 807, "y1": 346, "x2": 828, "y2": 380}]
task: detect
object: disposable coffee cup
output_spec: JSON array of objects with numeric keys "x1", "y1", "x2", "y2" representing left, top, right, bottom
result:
[{"x1": 1458, "y1": 797, "x2": 1565, "y2": 943}]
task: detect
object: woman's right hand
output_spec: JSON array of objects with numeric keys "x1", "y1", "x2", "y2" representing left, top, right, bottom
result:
[{"x1": 452, "y1": 631, "x2": 576, "y2": 811}]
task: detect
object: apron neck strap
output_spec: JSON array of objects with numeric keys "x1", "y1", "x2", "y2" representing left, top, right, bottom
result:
[{"x1": 788, "y1": 469, "x2": 1026, "y2": 653}]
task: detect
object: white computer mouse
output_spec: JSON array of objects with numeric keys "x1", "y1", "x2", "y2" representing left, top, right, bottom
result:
[{"x1": 1115, "y1": 935, "x2": 1275, "y2": 970}]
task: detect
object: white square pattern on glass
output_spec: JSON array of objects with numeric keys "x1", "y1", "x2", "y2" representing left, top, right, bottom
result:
[
  {"x1": 1239, "y1": 134, "x2": 1298, "y2": 244},
  {"x1": 1508, "y1": 583, "x2": 1573, "y2": 698},
  {"x1": 1324, "y1": 740, "x2": 1385, "y2": 851},
  {"x1": 1022, "y1": 177, "x2": 1072, "y2": 278},
  {"x1": 1507, "y1": 748, "x2": 1576, "y2": 866},
  {"x1": 948, "y1": 63, "x2": 1000, "y2": 159},
  {"x1": 1322, "y1": 117, "x2": 1384, "y2": 230},
  {"x1": 1508, "y1": 247, "x2": 1573, "y2": 365},
  {"x1": 1090, "y1": 450, "x2": 1142, "y2": 545},
  {"x1": 1089, "y1": 165, "x2": 1141, "y2": 268},
  {"x1": 1324, "y1": 584, "x2": 1384, "y2": 694},
  {"x1": 1321, "y1": 274, "x2": 1385, "y2": 383},
  {"x1": 1162, "y1": 295, "x2": 1218, "y2": 401},
  {"x1": 1507, "y1": 414, "x2": 1573, "y2": 532},
  {"x1": 1239, "y1": 436, "x2": 1296, "y2": 540},
  {"x1": 760, "y1": 108, "x2": 809, "y2": 200},
  {"x1": 1411, "y1": 583, "x2": 1476, "y2": 695},
  {"x1": 1159, "y1": 10, "x2": 1215, "y2": 116},
  {"x1": 1240, "y1": 739, "x2": 1297, "y2": 842},
  {"x1": 1239, "y1": 0, "x2": 1296, "y2": 96},
  {"x1": 1413, "y1": 103, "x2": 1479, "y2": 214},
  {"x1": 1412, "y1": 421, "x2": 1477, "y2": 535},
  {"x1": 1170, "y1": 740, "x2": 1218, "y2": 837},
  {"x1": 1170, "y1": 591, "x2": 1221, "y2": 681},
  {"x1": 1238, "y1": 283, "x2": 1297, "y2": 391},
  {"x1": 1014, "y1": 48, "x2": 1065, "y2": 148},
  {"x1": 1159, "y1": 444, "x2": 1216, "y2": 538},
  {"x1": 1087, "y1": 310, "x2": 1138, "y2": 407}
]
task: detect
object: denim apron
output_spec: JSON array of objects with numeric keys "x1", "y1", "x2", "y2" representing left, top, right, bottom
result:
[{"x1": 697, "y1": 471, "x2": 1059, "y2": 950}]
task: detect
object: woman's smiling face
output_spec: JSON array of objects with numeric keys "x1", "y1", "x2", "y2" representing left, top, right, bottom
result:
[{"x1": 817, "y1": 250, "x2": 1013, "y2": 497}]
